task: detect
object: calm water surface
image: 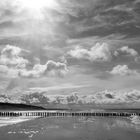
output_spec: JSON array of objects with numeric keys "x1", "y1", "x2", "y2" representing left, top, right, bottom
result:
[{"x1": 0, "y1": 117, "x2": 140, "y2": 140}]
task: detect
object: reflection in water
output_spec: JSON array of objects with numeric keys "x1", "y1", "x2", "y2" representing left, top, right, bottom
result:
[
  {"x1": 8, "y1": 130, "x2": 39, "y2": 139},
  {"x1": 0, "y1": 117, "x2": 140, "y2": 140}
]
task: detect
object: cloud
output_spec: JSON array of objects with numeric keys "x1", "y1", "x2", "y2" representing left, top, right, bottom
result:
[
  {"x1": 3, "y1": 89, "x2": 140, "y2": 106},
  {"x1": 46, "y1": 60, "x2": 68, "y2": 76},
  {"x1": 0, "y1": 0, "x2": 139, "y2": 41},
  {"x1": 92, "y1": 89, "x2": 140, "y2": 104},
  {"x1": 61, "y1": 0, "x2": 140, "y2": 38},
  {"x1": 21, "y1": 92, "x2": 50, "y2": 105},
  {"x1": 19, "y1": 60, "x2": 68, "y2": 78},
  {"x1": 0, "y1": 0, "x2": 139, "y2": 93},
  {"x1": 0, "y1": 65, "x2": 9, "y2": 74},
  {"x1": 68, "y1": 42, "x2": 112, "y2": 62},
  {"x1": 0, "y1": 65, "x2": 19, "y2": 78},
  {"x1": 109, "y1": 65, "x2": 138, "y2": 76},
  {"x1": 19, "y1": 64, "x2": 46, "y2": 78},
  {"x1": 0, "y1": 45, "x2": 29, "y2": 68},
  {"x1": 29, "y1": 84, "x2": 89, "y2": 93},
  {"x1": 0, "y1": 45, "x2": 29, "y2": 78},
  {"x1": 68, "y1": 43, "x2": 139, "y2": 64},
  {"x1": 114, "y1": 46, "x2": 138, "y2": 57},
  {"x1": 0, "y1": 45, "x2": 68, "y2": 78}
]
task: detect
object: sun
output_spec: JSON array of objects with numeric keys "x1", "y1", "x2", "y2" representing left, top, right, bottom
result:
[
  {"x1": 18, "y1": 0, "x2": 58, "y2": 10},
  {"x1": 17, "y1": 0, "x2": 59, "y2": 19}
]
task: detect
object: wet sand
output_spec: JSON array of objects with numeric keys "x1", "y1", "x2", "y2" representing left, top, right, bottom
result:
[{"x1": 0, "y1": 116, "x2": 140, "y2": 140}]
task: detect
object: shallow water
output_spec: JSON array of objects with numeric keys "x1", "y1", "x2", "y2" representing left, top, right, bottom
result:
[{"x1": 0, "y1": 117, "x2": 140, "y2": 140}]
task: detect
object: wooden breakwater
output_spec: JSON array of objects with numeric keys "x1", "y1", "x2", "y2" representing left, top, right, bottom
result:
[{"x1": 0, "y1": 111, "x2": 139, "y2": 117}]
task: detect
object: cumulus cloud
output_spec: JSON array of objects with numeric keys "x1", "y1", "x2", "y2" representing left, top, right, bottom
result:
[
  {"x1": 68, "y1": 43, "x2": 139, "y2": 64},
  {"x1": 0, "y1": 45, "x2": 68, "y2": 78},
  {"x1": 68, "y1": 42, "x2": 112, "y2": 62},
  {"x1": 0, "y1": 45, "x2": 29, "y2": 68},
  {"x1": 114, "y1": 46, "x2": 138, "y2": 57},
  {"x1": 21, "y1": 93, "x2": 50, "y2": 105},
  {"x1": 3, "y1": 89, "x2": 140, "y2": 106},
  {"x1": 19, "y1": 60, "x2": 68, "y2": 78},
  {"x1": 46, "y1": 60, "x2": 68, "y2": 76},
  {"x1": 19, "y1": 64, "x2": 46, "y2": 78},
  {"x1": 0, "y1": 45, "x2": 29, "y2": 78},
  {"x1": 109, "y1": 65, "x2": 138, "y2": 76},
  {"x1": 92, "y1": 90, "x2": 140, "y2": 104}
]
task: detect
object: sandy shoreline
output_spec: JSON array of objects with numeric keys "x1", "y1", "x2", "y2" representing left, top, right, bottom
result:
[{"x1": 0, "y1": 117, "x2": 36, "y2": 127}]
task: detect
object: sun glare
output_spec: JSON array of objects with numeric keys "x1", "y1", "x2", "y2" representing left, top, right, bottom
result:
[
  {"x1": 19, "y1": 0, "x2": 58, "y2": 10},
  {"x1": 17, "y1": 0, "x2": 59, "y2": 19}
]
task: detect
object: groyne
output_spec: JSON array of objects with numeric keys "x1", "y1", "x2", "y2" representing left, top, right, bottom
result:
[{"x1": 0, "y1": 111, "x2": 139, "y2": 117}]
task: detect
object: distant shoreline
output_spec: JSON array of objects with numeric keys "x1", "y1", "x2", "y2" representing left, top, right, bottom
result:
[
  {"x1": 1, "y1": 102, "x2": 140, "y2": 112},
  {"x1": 0, "y1": 102, "x2": 70, "y2": 111}
]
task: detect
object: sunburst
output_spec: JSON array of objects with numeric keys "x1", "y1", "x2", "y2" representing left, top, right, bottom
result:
[{"x1": 19, "y1": 0, "x2": 58, "y2": 10}]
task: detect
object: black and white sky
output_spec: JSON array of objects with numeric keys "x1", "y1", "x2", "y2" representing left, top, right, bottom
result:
[{"x1": 0, "y1": 0, "x2": 140, "y2": 95}]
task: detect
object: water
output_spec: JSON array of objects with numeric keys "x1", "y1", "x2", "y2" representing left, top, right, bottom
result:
[{"x1": 0, "y1": 116, "x2": 140, "y2": 140}]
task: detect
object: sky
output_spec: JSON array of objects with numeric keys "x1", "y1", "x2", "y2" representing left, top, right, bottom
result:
[{"x1": 0, "y1": 0, "x2": 140, "y2": 97}]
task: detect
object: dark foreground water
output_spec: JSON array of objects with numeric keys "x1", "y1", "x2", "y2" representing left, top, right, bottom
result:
[{"x1": 0, "y1": 116, "x2": 140, "y2": 140}]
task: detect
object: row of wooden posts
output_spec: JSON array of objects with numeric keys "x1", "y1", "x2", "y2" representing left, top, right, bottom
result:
[{"x1": 0, "y1": 111, "x2": 139, "y2": 117}]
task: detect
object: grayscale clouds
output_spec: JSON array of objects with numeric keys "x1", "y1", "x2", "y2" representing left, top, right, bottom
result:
[{"x1": 0, "y1": 0, "x2": 140, "y2": 106}]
